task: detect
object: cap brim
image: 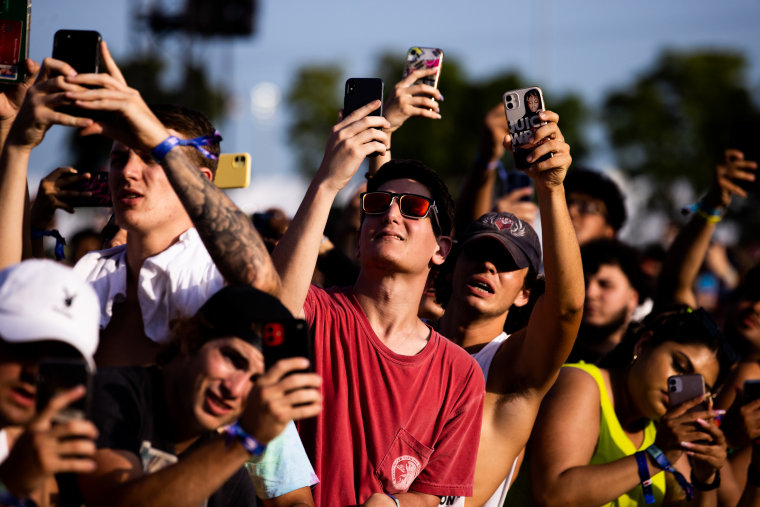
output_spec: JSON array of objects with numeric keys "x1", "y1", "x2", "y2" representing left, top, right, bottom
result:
[{"x1": 461, "y1": 233, "x2": 533, "y2": 270}]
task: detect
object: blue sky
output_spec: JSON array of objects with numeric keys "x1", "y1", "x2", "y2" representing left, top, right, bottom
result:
[{"x1": 25, "y1": 0, "x2": 760, "y2": 222}]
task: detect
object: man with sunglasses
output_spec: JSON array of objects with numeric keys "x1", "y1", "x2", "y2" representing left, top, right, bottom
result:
[
  {"x1": 271, "y1": 103, "x2": 485, "y2": 506},
  {"x1": 432, "y1": 110, "x2": 584, "y2": 506}
]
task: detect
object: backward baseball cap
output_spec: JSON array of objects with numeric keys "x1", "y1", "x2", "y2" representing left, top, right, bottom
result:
[
  {"x1": 0, "y1": 259, "x2": 99, "y2": 370},
  {"x1": 460, "y1": 212, "x2": 542, "y2": 272}
]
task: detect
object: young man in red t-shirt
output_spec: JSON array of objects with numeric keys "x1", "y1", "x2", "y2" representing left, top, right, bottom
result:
[{"x1": 272, "y1": 102, "x2": 484, "y2": 506}]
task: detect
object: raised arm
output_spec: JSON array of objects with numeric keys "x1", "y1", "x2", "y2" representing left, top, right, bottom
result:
[
  {"x1": 271, "y1": 103, "x2": 389, "y2": 317},
  {"x1": 366, "y1": 67, "x2": 441, "y2": 177},
  {"x1": 0, "y1": 58, "x2": 91, "y2": 269},
  {"x1": 656, "y1": 149, "x2": 756, "y2": 310},
  {"x1": 63, "y1": 42, "x2": 278, "y2": 293},
  {"x1": 512, "y1": 110, "x2": 584, "y2": 392}
]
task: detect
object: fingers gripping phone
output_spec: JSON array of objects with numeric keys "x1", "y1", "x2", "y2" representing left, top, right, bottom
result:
[
  {"x1": 215, "y1": 153, "x2": 251, "y2": 189},
  {"x1": 403, "y1": 47, "x2": 443, "y2": 88},
  {"x1": 668, "y1": 374, "x2": 706, "y2": 412},
  {"x1": 503, "y1": 87, "x2": 551, "y2": 170},
  {"x1": 36, "y1": 358, "x2": 92, "y2": 422},
  {"x1": 62, "y1": 171, "x2": 112, "y2": 207},
  {"x1": 343, "y1": 78, "x2": 384, "y2": 157},
  {"x1": 0, "y1": 0, "x2": 31, "y2": 83}
]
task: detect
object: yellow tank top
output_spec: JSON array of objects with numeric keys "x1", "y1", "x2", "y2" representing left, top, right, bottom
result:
[{"x1": 565, "y1": 362, "x2": 666, "y2": 507}]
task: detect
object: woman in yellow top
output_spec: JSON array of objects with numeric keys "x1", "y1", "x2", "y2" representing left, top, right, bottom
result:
[{"x1": 527, "y1": 308, "x2": 727, "y2": 506}]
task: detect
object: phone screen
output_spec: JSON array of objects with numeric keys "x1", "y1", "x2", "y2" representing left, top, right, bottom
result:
[
  {"x1": 36, "y1": 358, "x2": 92, "y2": 421},
  {"x1": 62, "y1": 171, "x2": 112, "y2": 207}
]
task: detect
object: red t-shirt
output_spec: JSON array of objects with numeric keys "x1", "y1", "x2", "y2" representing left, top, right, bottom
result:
[{"x1": 299, "y1": 285, "x2": 484, "y2": 506}]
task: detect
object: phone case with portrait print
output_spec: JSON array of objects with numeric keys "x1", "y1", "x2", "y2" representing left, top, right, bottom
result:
[{"x1": 503, "y1": 87, "x2": 548, "y2": 170}]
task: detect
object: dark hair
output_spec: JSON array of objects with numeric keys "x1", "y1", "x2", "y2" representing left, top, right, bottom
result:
[
  {"x1": 600, "y1": 306, "x2": 729, "y2": 384},
  {"x1": 366, "y1": 159, "x2": 454, "y2": 237},
  {"x1": 524, "y1": 89, "x2": 541, "y2": 108},
  {"x1": 149, "y1": 104, "x2": 220, "y2": 176},
  {"x1": 564, "y1": 167, "x2": 627, "y2": 232},
  {"x1": 581, "y1": 238, "x2": 648, "y2": 303}
]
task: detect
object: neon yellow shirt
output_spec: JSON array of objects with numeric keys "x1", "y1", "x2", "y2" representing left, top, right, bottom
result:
[{"x1": 565, "y1": 362, "x2": 666, "y2": 506}]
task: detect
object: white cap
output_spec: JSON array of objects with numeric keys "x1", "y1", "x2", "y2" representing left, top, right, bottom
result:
[{"x1": 0, "y1": 259, "x2": 99, "y2": 369}]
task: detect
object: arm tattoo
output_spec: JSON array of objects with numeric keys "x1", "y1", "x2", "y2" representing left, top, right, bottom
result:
[{"x1": 162, "y1": 149, "x2": 281, "y2": 294}]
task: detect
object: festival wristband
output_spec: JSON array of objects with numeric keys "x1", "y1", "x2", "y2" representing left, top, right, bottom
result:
[
  {"x1": 224, "y1": 421, "x2": 266, "y2": 459},
  {"x1": 386, "y1": 494, "x2": 400, "y2": 507},
  {"x1": 690, "y1": 469, "x2": 720, "y2": 491},
  {"x1": 31, "y1": 228, "x2": 66, "y2": 260},
  {"x1": 151, "y1": 131, "x2": 223, "y2": 163},
  {"x1": 634, "y1": 451, "x2": 656, "y2": 504},
  {"x1": 646, "y1": 444, "x2": 693, "y2": 500}
]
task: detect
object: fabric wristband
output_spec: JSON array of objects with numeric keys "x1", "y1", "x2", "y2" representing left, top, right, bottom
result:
[
  {"x1": 224, "y1": 421, "x2": 266, "y2": 459},
  {"x1": 151, "y1": 131, "x2": 223, "y2": 163},
  {"x1": 634, "y1": 450, "x2": 656, "y2": 504},
  {"x1": 690, "y1": 469, "x2": 720, "y2": 491},
  {"x1": 30, "y1": 228, "x2": 66, "y2": 260},
  {"x1": 681, "y1": 200, "x2": 724, "y2": 223},
  {"x1": 386, "y1": 493, "x2": 400, "y2": 507},
  {"x1": 0, "y1": 480, "x2": 34, "y2": 507},
  {"x1": 646, "y1": 444, "x2": 693, "y2": 500}
]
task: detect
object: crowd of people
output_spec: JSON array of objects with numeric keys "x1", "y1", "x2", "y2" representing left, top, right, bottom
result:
[{"x1": 0, "y1": 37, "x2": 758, "y2": 507}]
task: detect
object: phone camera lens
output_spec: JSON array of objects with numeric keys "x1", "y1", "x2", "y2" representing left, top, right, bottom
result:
[
  {"x1": 670, "y1": 386, "x2": 676, "y2": 392},
  {"x1": 507, "y1": 103, "x2": 514, "y2": 109},
  {"x1": 506, "y1": 96, "x2": 513, "y2": 102}
]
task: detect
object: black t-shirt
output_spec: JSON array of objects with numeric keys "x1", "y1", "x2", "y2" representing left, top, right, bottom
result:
[{"x1": 92, "y1": 366, "x2": 257, "y2": 506}]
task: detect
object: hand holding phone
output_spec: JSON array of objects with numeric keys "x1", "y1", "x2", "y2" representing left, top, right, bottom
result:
[
  {"x1": 503, "y1": 87, "x2": 552, "y2": 170},
  {"x1": 668, "y1": 374, "x2": 707, "y2": 413},
  {"x1": 403, "y1": 47, "x2": 443, "y2": 89},
  {"x1": 343, "y1": 78, "x2": 384, "y2": 157},
  {"x1": 60, "y1": 171, "x2": 112, "y2": 207},
  {"x1": 36, "y1": 358, "x2": 93, "y2": 422}
]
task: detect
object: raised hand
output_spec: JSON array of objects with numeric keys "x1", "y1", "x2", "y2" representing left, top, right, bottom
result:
[
  {"x1": 383, "y1": 67, "x2": 442, "y2": 133},
  {"x1": 504, "y1": 110, "x2": 571, "y2": 189}
]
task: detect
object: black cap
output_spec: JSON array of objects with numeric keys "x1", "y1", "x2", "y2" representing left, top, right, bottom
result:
[
  {"x1": 460, "y1": 212, "x2": 542, "y2": 272},
  {"x1": 195, "y1": 285, "x2": 296, "y2": 350}
]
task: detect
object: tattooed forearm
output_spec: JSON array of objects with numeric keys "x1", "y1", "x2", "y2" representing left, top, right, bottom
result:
[{"x1": 162, "y1": 148, "x2": 281, "y2": 295}]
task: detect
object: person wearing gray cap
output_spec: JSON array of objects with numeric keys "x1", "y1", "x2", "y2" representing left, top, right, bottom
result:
[
  {"x1": 434, "y1": 110, "x2": 584, "y2": 506},
  {"x1": 0, "y1": 259, "x2": 100, "y2": 506}
]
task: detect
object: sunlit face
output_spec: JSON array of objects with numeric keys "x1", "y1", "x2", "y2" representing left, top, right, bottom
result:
[
  {"x1": 182, "y1": 337, "x2": 265, "y2": 433},
  {"x1": 418, "y1": 270, "x2": 445, "y2": 320},
  {"x1": 450, "y1": 239, "x2": 529, "y2": 319},
  {"x1": 357, "y1": 178, "x2": 447, "y2": 274},
  {"x1": 629, "y1": 340, "x2": 720, "y2": 420},
  {"x1": 567, "y1": 192, "x2": 614, "y2": 245},
  {"x1": 583, "y1": 264, "x2": 638, "y2": 329},
  {"x1": 526, "y1": 94, "x2": 540, "y2": 113},
  {"x1": 108, "y1": 129, "x2": 206, "y2": 238}
]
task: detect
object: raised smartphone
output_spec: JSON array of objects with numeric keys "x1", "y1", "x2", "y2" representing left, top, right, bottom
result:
[
  {"x1": 62, "y1": 171, "x2": 112, "y2": 207},
  {"x1": 668, "y1": 374, "x2": 706, "y2": 412},
  {"x1": 215, "y1": 152, "x2": 251, "y2": 189},
  {"x1": 503, "y1": 86, "x2": 550, "y2": 170},
  {"x1": 261, "y1": 319, "x2": 312, "y2": 373},
  {"x1": 343, "y1": 78, "x2": 384, "y2": 157},
  {"x1": 0, "y1": 0, "x2": 31, "y2": 83},
  {"x1": 52, "y1": 29, "x2": 101, "y2": 74},
  {"x1": 403, "y1": 46, "x2": 443, "y2": 88},
  {"x1": 36, "y1": 358, "x2": 92, "y2": 422}
]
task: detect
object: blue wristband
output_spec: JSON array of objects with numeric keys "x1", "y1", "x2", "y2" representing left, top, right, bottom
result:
[
  {"x1": 30, "y1": 228, "x2": 66, "y2": 261},
  {"x1": 646, "y1": 444, "x2": 693, "y2": 500},
  {"x1": 224, "y1": 421, "x2": 266, "y2": 458},
  {"x1": 634, "y1": 451, "x2": 656, "y2": 504},
  {"x1": 0, "y1": 480, "x2": 34, "y2": 507},
  {"x1": 151, "y1": 136, "x2": 181, "y2": 162},
  {"x1": 386, "y1": 493, "x2": 400, "y2": 507}
]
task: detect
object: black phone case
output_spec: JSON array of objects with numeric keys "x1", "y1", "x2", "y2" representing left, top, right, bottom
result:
[{"x1": 62, "y1": 171, "x2": 112, "y2": 207}]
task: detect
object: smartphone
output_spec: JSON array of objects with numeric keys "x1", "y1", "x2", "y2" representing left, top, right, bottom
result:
[
  {"x1": 36, "y1": 358, "x2": 92, "y2": 422},
  {"x1": 62, "y1": 171, "x2": 112, "y2": 207},
  {"x1": 52, "y1": 29, "x2": 101, "y2": 74},
  {"x1": 743, "y1": 380, "x2": 760, "y2": 404},
  {"x1": 215, "y1": 153, "x2": 251, "y2": 189},
  {"x1": 668, "y1": 374, "x2": 706, "y2": 412},
  {"x1": 403, "y1": 47, "x2": 443, "y2": 88},
  {"x1": 343, "y1": 78, "x2": 384, "y2": 157},
  {"x1": 504, "y1": 170, "x2": 533, "y2": 202},
  {"x1": 261, "y1": 319, "x2": 312, "y2": 373},
  {"x1": 0, "y1": 0, "x2": 31, "y2": 83},
  {"x1": 503, "y1": 87, "x2": 551, "y2": 170}
]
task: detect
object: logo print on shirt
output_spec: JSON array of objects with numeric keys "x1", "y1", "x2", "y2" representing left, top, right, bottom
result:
[{"x1": 391, "y1": 455, "x2": 422, "y2": 491}]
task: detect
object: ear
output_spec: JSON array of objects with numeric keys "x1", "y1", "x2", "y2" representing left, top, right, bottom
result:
[
  {"x1": 633, "y1": 330, "x2": 653, "y2": 357},
  {"x1": 431, "y1": 235, "x2": 453, "y2": 267},
  {"x1": 512, "y1": 287, "x2": 531, "y2": 308},
  {"x1": 603, "y1": 225, "x2": 616, "y2": 239},
  {"x1": 200, "y1": 167, "x2": 213, "y2": 182},
  {"x1": 626, "y1": 288, "x2": 640, "y2": 317}
]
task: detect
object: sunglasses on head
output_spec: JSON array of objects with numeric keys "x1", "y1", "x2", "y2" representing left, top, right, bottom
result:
[{"x1": 360, "y1": 191, "x2": 441, "y2": 232}]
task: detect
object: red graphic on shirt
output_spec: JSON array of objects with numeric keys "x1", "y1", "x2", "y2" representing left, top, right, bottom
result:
[{"x1": 391, "y1": 455, "x2": 422, "y2": 491}]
